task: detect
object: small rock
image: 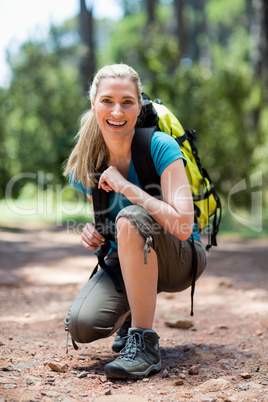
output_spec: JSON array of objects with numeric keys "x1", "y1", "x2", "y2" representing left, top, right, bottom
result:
[
  {"x1": 175, "y1": 391, "x2": 193, "y2": 399},
  {"x1": 14, "y1": 363, "x2": 32, "y2": 372},
  {"x1": 104, "y1": 387, "x2": 112, "y2": 395},
  {"x1": 91, "y1": 355, "x2": 101, "y2": 360},
  {"x1": 179, "y1": 373, "x2": 186, "y2": 379},
  {"x1": 157, "y1": 390, "x2": 168, "y2": 395},
  {"x1": 237, "y1": 383, "x2": 249, "y2": 391},
  {"x1": 162, "y1": 368, "x2": 169, "y2": 378},
  {"x1": 218, "y1": 325, "x2": 229, "y2": 330},
  {"x1": 77, "y1": 371, "x2": 88, "y2": 378},
  {"x1": 189, "y1": 365, "x2": 199, "y2": 375},
  {"x1": 183, "y1": 344, "x2": 193, "y2": 352},
  {"x1": 199, "y1": 378, "x2": 230, "y2": 392},
  {"x1": 218, "y1": 279, "x2": 233, "y2": 288},
  {"x1": 218, "y1": 359, "x2": 231, "y2": 370},
  {"x1": 48, "y1": 362, "x2": 68, "y2": 373},
  {"x1": 165, "y1": 319, "x2": 194, "y2": 330},
  {"x1": 241, "y1": 372, "x2": 251, "y2": 379},
  {"x1": 3, "y1": 384, "x2": 17, "y2": 389},
  {"x1": 99, "y1": 375, "x2": 107, "y2": 383},
  {"x1": 88, "y1": 374, "x2": 98, "y2": 379},
  {"x1": 45, "y1": 378, "x2": 55, "y2": 384},
  {"x1": 174, "y1": 379, "x2": 184, "y2": 386},
  {"x1": 95, "y1": 395, "x2": 148, "y2": 401},
  {"x1": 2, "y1": 366, "x2": 13, "y2": 371},
  {"x1": 40, "y1": 391, "x2": 62, "y2": 398},
  {"x1": 207, "y1": 329, "x2": 215, "y2": 335}
]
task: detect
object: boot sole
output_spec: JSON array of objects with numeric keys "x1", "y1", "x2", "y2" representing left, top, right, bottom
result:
[{"x1": 105, "y1": 361, "x2": 161, "y2": 379}]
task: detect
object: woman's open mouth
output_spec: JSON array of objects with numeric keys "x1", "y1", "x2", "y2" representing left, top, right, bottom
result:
[{"x1": 107, "y1": 119, "x2": 127, "y2": 127}]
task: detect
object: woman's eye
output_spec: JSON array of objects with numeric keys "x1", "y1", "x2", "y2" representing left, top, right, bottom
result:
[
  {"x1": 102, "y1": 98, "x2": 112, "y2": 104},
  {"x1": 123, "y1": 100, "x2": 133, "y2": 105}
]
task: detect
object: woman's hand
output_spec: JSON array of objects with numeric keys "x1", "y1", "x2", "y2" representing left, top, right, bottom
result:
[
  {"x1": 81, "y1": 222, "x2": 106, "y2": 251},
  {"x1": 98, "y1": 166, "x2": 129, "y2": 193}
]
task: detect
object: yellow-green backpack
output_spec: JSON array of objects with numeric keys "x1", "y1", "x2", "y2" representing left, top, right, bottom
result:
[{"x1": 135, "y1": 93, "x2": 222, "y2": 250}]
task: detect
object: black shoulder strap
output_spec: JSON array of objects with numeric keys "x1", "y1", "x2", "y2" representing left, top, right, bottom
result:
[
  {"x1": 91, "y1": 166, "x2": 115, "y2": 241},
  {"x1": 131, "y1": 127, "x2": 162, "y2": 199}
]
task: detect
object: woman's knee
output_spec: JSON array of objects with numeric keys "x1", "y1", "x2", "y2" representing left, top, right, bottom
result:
[
  {"x1": 65, "y1": 299, "x2": 114, "y2": 343},
  {"x1": 115, "y1": 205, "x2": 153, "y2": 245},
  {"x1": 65, "y1": 269, "x2": 130, "y2": 344},
  {"x1": 116, "y1": 217, "x2": 144, "y2": 250}
]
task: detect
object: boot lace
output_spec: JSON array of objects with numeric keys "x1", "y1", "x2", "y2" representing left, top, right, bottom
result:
[{"x1": 120, "y1": 332, "x2": 145, "y2": 361}]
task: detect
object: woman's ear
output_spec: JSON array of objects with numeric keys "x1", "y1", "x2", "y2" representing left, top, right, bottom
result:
[{"x1": 91, "y1": 101, "x2": 95, "y2": 113}]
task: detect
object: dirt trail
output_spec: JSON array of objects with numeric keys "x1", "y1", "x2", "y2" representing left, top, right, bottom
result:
[{"x1": 0, "y1": 226, "x2": 267, "y2": 401}]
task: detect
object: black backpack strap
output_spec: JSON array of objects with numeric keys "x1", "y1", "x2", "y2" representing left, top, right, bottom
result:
[
  {"x1": 91, "y1": 164, "x2": 116, "y2": 241},
  {"x1": 91, "y1": 185, "x2": 113, "y2": 239},
  {"x1": 189, "y1": 235, "x2": 198, "y2": 316},
  {"x1": 90, "y1": 169, "x2": 115, "y2": 270},
  {"x1": 90, "y1": 243, "x2": 123, "y2": 292},
  {"x1": 131, "y1": 127, "x2": 162, "y2": 199}
]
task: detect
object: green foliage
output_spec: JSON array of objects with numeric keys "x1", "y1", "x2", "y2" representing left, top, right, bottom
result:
[
  {"x1": 1, "y1": 0, "x2": 267, "y2": 217},
  {"x1": 0, "y1": 88, "x2": 11, "y2": 197},
  {"x1": 206, "y1": 0, "x2": 246, "y2": 26},
  {"x1": 1, "y1": 22, "x2": 87, "y2": 198},
  {"x1": 1, "y1": 187, "x2": 93, "y2": 228},
  {"x1": 100, "y1": 11, "x2": 146, "y2": 66}
]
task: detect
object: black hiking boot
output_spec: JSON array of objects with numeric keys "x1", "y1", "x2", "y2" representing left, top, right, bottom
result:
[
  {"x1": 105, "y1": 327, "x2": 161, "y2": 379},
  {"x1": 112, "y1": 316, "x2": 131, "y2": 353}
]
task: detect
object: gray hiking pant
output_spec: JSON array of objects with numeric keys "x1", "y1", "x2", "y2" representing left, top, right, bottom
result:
[{"x1": 64, "y1": 205, "x2": 207, "y2": 344}]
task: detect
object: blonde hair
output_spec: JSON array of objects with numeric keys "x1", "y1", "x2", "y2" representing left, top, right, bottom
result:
[{"x1": 63, "y1": 64, "x2": 143, "y2": 189}]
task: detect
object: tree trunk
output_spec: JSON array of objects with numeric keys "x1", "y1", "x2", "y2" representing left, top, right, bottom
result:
[
  {"x1": 174, "y1": 0, "x2": 186, "y2": 58},
  {"x1": 146, "y1": 0, "x2": 157, "y2": 24},
  {"x1": 250, "y1": 0, "x2": 268, "y2": 78},
  {"x1": 198, "y1": 0, "x2": 211, "y2": 68},
  {"x1": 260, "y1": 0, "x2": 268, "y2": 99},
  {"x1": 79, "y1": 0, "x2": 96, "y2": 94},
  {"x1": 247, "y1": 0, "x2": 268, "y2": 131}
]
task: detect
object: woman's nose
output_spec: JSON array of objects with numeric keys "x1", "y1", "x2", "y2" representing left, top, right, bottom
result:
[{"x1": 111, "y1": 103, "x2": 123, "y2": 117}]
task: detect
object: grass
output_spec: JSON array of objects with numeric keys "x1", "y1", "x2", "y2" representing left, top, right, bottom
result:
[
  {"x1": 0, "y1": 194, "x2": 93, "y2": 230},
  {"x1": 218, "y1": 207, "x2": 268, "y2": 239}
]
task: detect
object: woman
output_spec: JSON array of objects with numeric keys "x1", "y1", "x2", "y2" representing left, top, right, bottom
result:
[{"x1": 64, "y1": 64, "x2": 207, "y2": 379}]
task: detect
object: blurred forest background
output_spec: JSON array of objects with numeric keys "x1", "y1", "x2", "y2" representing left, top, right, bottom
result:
[{"x1": 0, "y1": 0, "x2": 267, "y2": 236}]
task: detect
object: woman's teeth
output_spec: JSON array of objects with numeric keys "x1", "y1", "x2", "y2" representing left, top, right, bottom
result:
[{"x1": 107, "y1": 120, "x2": 126, "y2": 126}]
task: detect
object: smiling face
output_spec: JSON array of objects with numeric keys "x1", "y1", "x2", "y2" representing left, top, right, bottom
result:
[{"x1": 91, "y1": 77, "x2": 141, "y2": 143}]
